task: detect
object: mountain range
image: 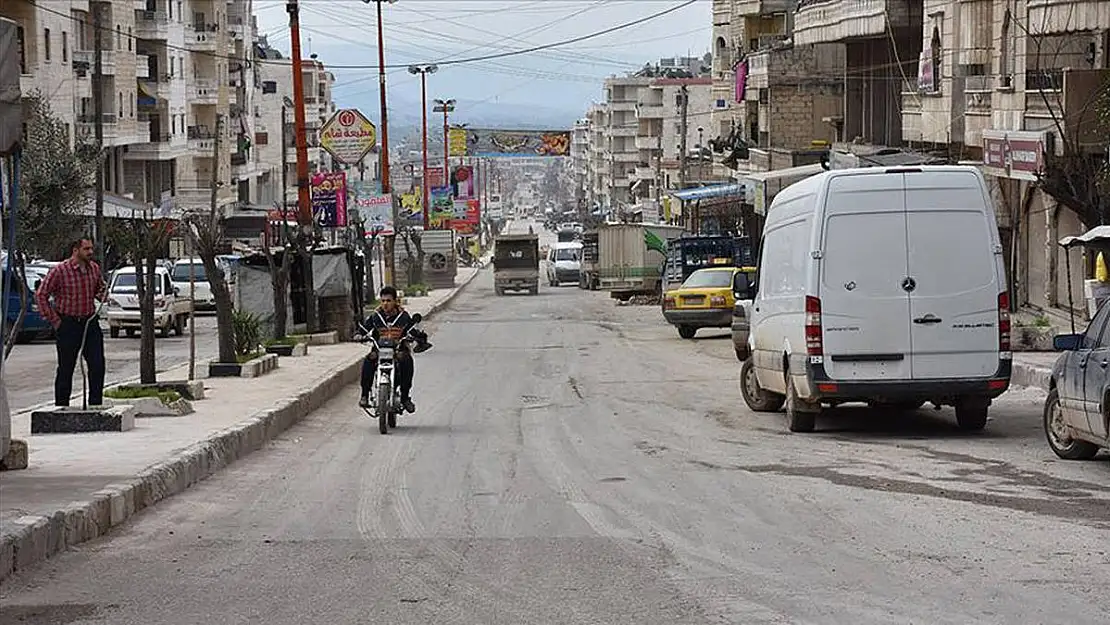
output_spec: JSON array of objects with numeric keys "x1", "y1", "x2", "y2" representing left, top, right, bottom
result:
[{"x1": 335, "y1": 91, "x2": 583, "y2": 133}]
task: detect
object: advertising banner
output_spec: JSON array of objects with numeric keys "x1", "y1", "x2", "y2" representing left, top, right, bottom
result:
[
  {"x1": 981, "y1": 129, "x2": 1047, "y2": 182},
  {"x1": 448, "y1": 127, "x2": 468, "y2": 157},
  {"x1": 451, "y1": 164, "x2": 475, "y2": 199},
  {"x1": 463, "y1": 128, "x2": 570, "y2": 157},
  {"x1": 451, "y1": 199, "x2": 480, "y2": 235},
  {"x1": 429, "y1": 186, "x2": 453, "y2": 229},
  {"x1": 349, "y1": 180, "x2": 392, "y2": 236},
  {"x1": 398, "y1": 189, "x2": 423, "y2": 228},
  {"x1": 310, "y1": 171, "x2": 348, "y2": 227},
  {"x1": 425, "y1": 166, "x2": 445, "y2": 189},
  {"x1": 734, "y1": 59, "x2": 748, "y2": 103}
]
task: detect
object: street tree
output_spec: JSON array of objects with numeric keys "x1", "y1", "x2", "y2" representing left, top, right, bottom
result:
[
  {"x1": 2, "y1": 92, "x2": 96, "y2": 357},
  {"x1": 347, "y1": 210, "x2": 381, "y2": 306},
  {"x1": 103, "y1": 211, "x2": 174, "y2": 383},
  {"x1": 395, "y1": 223, "x2": 426, "y2": 287},
  {"x1": 260, "y1": 206, "x2": 296, "y2": 339}
]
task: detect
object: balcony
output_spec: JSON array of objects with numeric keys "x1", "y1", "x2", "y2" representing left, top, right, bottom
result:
[
  {"x1": 633, "y1": 165, "x2": 655, "y2": 180},
  {"x1": 794, "y1": 0, "x2": 918, "y2": 46},
  {"x1": 1024, "y1": 68, "x2": 1110, "y2": 151},
  {"x1": 138, "y1": 77, "x2": 173, "y2": 102},
  {"x1": 134, "y1": 10, "x2": 171, "y2": 40},
  {"x1": 124, "y1": 135, "x2": 189, "y2": 161},
  {"x1": 1027, "y1": 0, "x2": 1109, "y2": 35},
  {"x1": 611, "y1": 126, "x2": 636, "y2": 137},
  {"x1": 187, "y1": 125, "x2": 217, "y2": 153},
  {"x1": 964, "y1": 75, "x2": 993, "y2": 116},
  {"x1": 135, "y1": 55, "x2": 150, "y2": 79},
  {"x1": 608, "y1": 99, "x2": 637, "y2": 112},
  {"x1": 636, "y1": 103, "x2": 664, "y2": 119},
  {"x1": 72, "y1": 49, "x2": 115, "y2": 75},
  {"x1": 735, "y1": 1, "x2": 794, "y2": 16},
  {"x1": 635, "y1": 135, "x2": 661, "y2": 150},
  {"x1": 187, "y1": 24, "x2": 220, "y2": 52},
  {"x1": 175, "y1": 185, "x2": 235, "y2": 210},
  {"x1": 188, "y1": 79, "x2": 218, "y2": 104},
  {"x1": 228, "y1": 15, "x2": 248, "y2": 39},
  {"x1": 613, "y1": 152, "x2": 639, "y2": 163},
  {"x1": 76, "y1": 114, "x2": 118, "y2": 142}
]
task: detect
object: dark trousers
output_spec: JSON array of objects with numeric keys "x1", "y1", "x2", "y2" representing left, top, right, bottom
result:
[
  {"x1": 361, "y1": 353, "x2": 413, "y2": 399},
  {"x1": 55, "y1": 316, "x2": 106, "y2": 406}
]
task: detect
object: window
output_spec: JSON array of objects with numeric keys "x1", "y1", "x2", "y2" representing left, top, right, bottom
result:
[
  {"x1": 760, "y1": 220, "x2": 809, "y2": 297},
  {"x1": 62, "y1": 32, "x2": 68, "y2": 62},
  {"x1": 681, "y1": 269, "x2": 733, "y2": 289},
  {"x1": 127, "y1": 27, "x2": 132, "y2": 51},
  {"x1": 555, "y1": 248, "x2": 579, "y2": 261},
  {"x1": 129, "y1": 92, "x2": 134, "y2": 117},
  {"x1": 1082, "y1": 302, "x2": 1110, "y2": 349},
  {"x1": 118, "y1": 92, "x2": 123, "y2": 114},
  {"x1": 116, "y1": 25, "x2": 121, "y2": 50},
  {"x1": 262, "y1": 80, "x2": 277, "y2": 94},
  {"x1": 172, "y1": 263, "x2": 206, "y2": 281},
  {"x1": 44, "y1": 28, "x2": 51, "y2": 62}
]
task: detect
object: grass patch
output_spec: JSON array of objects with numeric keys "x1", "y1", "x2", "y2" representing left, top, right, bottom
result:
[
  {"x1": 1032, "y1": 314, "x2": 1052, "y2": 328},
  {"x1": 104, "y1": 387, "x2": 182, "y2": 405},
  {"x1": 404, "y1": 283, "x2": 430, "y2": 297},
  {"x1": 236, "y1": 350, "x2": 264, "y2": 363},
  {"x1": 265, "y1": 336, "x2": 298, "y2": 347}
]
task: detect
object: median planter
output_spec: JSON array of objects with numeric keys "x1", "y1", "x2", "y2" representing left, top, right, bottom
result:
[
  {"x1": 31, "y1": 405, "x2": 137, "y2": 434},
  {"x1": 105, "y1": 394, "x2": 194, "y2": 418},
  {"x1": 115, "y1": 380, "x2": 205, "y2": 400},
  {"x1": 208, "y1": 353, "x2": 279, "y2": 378},
  {"x1": 290, "y1": 331, "x2": 338, "y2": 346},
  {"x1": 265, "y1": 342, "x2": 308, "y2": 357}
]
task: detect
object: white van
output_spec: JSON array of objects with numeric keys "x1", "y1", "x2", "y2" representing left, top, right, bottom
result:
[
  {"x1": 546, "y1": 241, "x2": 582, "y2": 287},
  {"x1": 741, "y1": 166, "x2": 1011, "y2": 433},
  {"x1": 171, "y1": 258, "x2": 214, "y2": 310}
]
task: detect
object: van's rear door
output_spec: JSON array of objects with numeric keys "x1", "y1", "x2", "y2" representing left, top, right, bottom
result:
[
  {"x1": 819, "y1": 172, "x2": 913, "y2": 381},
  {"x1": 904, "y1": 171, "x2": 1001, "y2": 379}
]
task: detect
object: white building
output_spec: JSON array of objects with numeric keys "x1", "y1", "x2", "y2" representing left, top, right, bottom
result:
[{"x1": 4, "y1": 0, "x2": 339, "y2": 222}]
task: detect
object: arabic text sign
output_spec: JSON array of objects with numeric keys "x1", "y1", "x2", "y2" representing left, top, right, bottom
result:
[
  {"x1": 320, "y1": 108, "x2": 377, "y2": 165},
  {"x1": 466, "y1": 128, "x2": 570, "y2": 157},
  {"x1": 448, "y1": 127, "x2": 468, "y2": 157},
  {"x1": 311, "y1": 171, "x2": 348, "y2": 227},
  {"x1": 399, "y1": 189, "x2": 423, "y2": 228},
  {"x1": 349, "y1": 180, "x2": 393, "y2": 236}
]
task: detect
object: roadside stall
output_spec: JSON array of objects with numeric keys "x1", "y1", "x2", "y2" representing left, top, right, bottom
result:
[{"x1": 1057, "y1": 225, "x2": 1110, "y2": 334}]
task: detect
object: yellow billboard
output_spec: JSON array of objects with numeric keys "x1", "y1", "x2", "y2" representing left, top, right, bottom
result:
[{"x1": 448, "y1": 127, "x2": 468, "y2": 157}]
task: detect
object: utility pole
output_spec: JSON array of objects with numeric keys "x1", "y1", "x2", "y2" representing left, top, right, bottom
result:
[
  {"x1": 287, "y1": 0, "x2": 317, "y2": 330},
  {"x1": 209, "y1": 115, "x2": 222, "y2": 216},
  {"x1": 678, "y1": 84, "x2": 689, "y2": 192},
  {"x1": 372, "y1": 0, "x2": 394, "y2": 285},
  {"x1": 93, "y1": 3, "x2": 104, "y2": 268},
  {"x1": 281, "y1": 103, "x2": 289, "y2": 243}
]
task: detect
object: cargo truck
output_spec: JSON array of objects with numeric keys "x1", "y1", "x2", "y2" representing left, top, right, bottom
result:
[{"x1": 594, "y1": 223, "x2": 687, "y2": 301}]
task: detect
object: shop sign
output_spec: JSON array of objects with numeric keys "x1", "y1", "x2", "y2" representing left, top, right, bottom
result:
[{"x1": 982, "y1": 130, "x2": 1047, "y2": 181}]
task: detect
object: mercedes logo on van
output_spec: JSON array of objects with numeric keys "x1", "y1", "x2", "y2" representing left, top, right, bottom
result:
[
  {"x1": 844, "y1": 281, "x2": 856, "y2": 291},
  {"x1": 901, "y1": 277, "x2": 917, "y2": 292}
]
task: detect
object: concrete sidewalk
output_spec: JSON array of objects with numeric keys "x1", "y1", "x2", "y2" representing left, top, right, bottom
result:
[
  {"x1": 1011, "y1": 352, "x2": 1056, "y2": 392},
  {"x1": 0, "y1": 265, "x2": 485, "y2": 583}
]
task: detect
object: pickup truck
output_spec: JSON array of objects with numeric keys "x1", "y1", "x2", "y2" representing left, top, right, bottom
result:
[{"x1": 106, "y1": 266, "x2": 192, "y2": 338}]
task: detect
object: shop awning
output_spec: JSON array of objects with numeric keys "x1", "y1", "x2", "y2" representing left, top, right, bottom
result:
[
  {"x1": 742, "y1": 163, "x2": 825, "y2": 186},
  {"x1": 670, "y1": 182, "x2": 748, "y2": 202}
]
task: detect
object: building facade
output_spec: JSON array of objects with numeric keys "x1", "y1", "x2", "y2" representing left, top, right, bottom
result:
[{"x1": 3, "y1": 0, "x2": 339, "y2": 223}]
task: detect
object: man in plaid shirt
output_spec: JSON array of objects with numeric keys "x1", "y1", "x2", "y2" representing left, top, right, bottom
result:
[{"x1": 34, "y1": 238, "x2": 109, "y2": 407}]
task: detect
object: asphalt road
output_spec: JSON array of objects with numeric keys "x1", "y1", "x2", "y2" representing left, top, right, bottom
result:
[
  {"x1": 1, "y1": 227, "x2": 1108, "y2": 624},
  {"x1": 3, "y1": 314, "x2": 221, "y2": 413}
]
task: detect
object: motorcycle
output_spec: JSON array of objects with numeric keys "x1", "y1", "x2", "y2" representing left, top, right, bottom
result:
[{"x1": 355, "y1": 313, "x2": 430, "y2": 434}]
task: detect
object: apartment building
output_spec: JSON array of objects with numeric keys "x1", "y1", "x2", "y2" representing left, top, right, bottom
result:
[
  {"x1": 571, "y1": 118, "x2": 589, "y2": 211},
  {"x1": 603, "y1": 75, "x2": 652, "y2": 211},
  {"x1": 5, "y1": 0, "x2": 338, "y2": 223},
  {"x1": 893, "y1": 0, "x2": 1108, "y2": 315},
  {"x1": 585, "y1": 103, "x2": 608, "y2": 212},
  {"x1": 628, "y1": 77, "x2": 718, "y2": 205}
]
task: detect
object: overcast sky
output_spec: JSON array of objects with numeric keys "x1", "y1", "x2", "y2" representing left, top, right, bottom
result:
[{"x1": 254, "y1": 0, "x2": 712, "y2": 127}]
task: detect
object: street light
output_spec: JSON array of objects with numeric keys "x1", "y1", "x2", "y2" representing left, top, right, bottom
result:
[
  {"x1": 433, "y1": 98, "x2": 456, "y2": 184},
  {"x1": 409, "y1": 64, "x2": 437, "y2": 229}
]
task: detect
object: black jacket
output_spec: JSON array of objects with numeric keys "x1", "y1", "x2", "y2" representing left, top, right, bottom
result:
[{"x1": 360, "y1": 307, "x2": 428, "y2": 346}]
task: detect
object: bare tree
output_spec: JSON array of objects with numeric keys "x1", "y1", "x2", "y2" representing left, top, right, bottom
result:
[
  {"x1": 1018, "y1": 12, "x2": 1110, "y2": 226},
  {"x1": 182, "y1": 209, "x2": 236, "y2": 365},
  {"x1": 348, "y1": 211, "x2": 380, "y2": 304},
  {"x1": 260, "y1": 205, "x2": 296, "y2": 339},
  {"x1": 396, "y1": 224, "x2": 426, "y2": 287}
]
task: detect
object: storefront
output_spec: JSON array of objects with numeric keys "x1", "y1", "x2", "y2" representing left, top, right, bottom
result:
[{"x1": 980, "y1": 129, "x2": 1085, "y2": 315}]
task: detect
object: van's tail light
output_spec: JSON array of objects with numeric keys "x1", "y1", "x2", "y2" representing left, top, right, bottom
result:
[
  {"x1": 998, "y1": 291, "x2": 1011, "y2": 358},
  {"x1": 805, "y1": 295, "x2": 823, "y2": 357}
]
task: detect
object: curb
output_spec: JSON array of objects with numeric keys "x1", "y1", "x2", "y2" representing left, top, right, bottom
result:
[
  {"x1": 1011, "y1": 361, "x2": 1051, "y2": 393},
  {"x1": 0, "y1": 270, "x2": 482, "y2": 584}
]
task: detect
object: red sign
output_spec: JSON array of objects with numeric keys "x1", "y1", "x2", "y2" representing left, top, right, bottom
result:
[
  {"x1": 981, "y1": 130, "x2": 1046, "y2": 181},
  {"x1": 450, "y1": 199, "x2": 480, "y2": 235}
]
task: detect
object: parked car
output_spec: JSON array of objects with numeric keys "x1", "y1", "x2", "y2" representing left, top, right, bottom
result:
[
  {"x1": 2, "y1": 267, "x2": 53, "y2": 343},
  {"x1": 106, "y1": 266, "x2": 192, "y2": 338},
  {"x1": 1042, "y1": 303, "x2": 1110, "y2": 459},
  {"x1": 663, "y1": 266, "x2": 754, "y2": 340},
  {"x1": 170, "y1": 258, "x2": 214, "y2": 310},
  {"x1": 546, "y1": 241, "x2": 582, "y2": 287},
  {"x1": 741, "y1": 165, "x2": 1011, "y2": 433}
]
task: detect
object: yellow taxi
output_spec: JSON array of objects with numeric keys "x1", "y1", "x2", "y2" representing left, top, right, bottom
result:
[{"x1": 662, "y1": 266, "x2": 756, "y2": 339}]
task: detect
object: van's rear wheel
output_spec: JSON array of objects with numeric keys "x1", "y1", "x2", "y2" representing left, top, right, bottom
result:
[
  {"x1": 954, "y1": 398, "x2": 989, "y2": 431},
  {"x1": 786, "y1": 377, "x2": 817, "y2": 433},
  {"x1": 740, "y1": 358, "x2": 784, "y2": 412}
]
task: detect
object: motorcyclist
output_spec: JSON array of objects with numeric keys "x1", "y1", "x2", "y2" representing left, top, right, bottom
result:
[{"x1": 355, "y1": 285, "x2": 431, "y2": 412}]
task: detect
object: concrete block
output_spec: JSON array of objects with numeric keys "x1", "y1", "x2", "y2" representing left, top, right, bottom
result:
[
  {"x1": 12, "y1": 516, "x2": 50, "y2": 571},
  {"x1": 108, "y1": 396, "x2": 194, "y2": 418},
  {"x1": 240, "y1": 353, "x2": 279, "y2": 378},
  {"x1": 1012, "y1": 362, "x2": 1051, "y2": 392},
  {"x1": 300, "y1": 331, "x2": 338, "y2": 346},
  {"x1": 30, "y1": 405, "x2": 136, "y2": 434},
  {"x1": 1, "y1": 438, "x2": 28, "y2": 470}
]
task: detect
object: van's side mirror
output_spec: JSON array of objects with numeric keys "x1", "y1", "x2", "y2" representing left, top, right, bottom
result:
[
  {"x1": 1053, "y1": 333, "x2": 1082, "y2": 351},
  {"x1": 733, "y1": 274, "x2": 754, "y2": 300},
  {"x1": 173, "y1": 286, "x2": 181, "y2": 296}
]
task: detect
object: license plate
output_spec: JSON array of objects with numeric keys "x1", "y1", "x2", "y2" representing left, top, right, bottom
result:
[{"x1": 377, "y1": 347, "x2": 394, "y2": 360}]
